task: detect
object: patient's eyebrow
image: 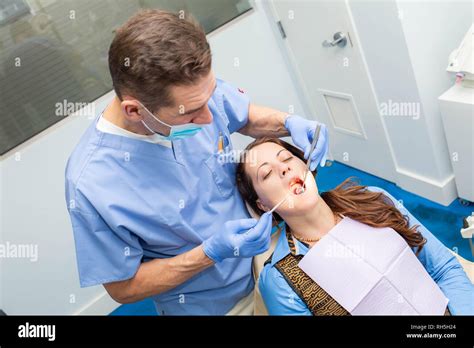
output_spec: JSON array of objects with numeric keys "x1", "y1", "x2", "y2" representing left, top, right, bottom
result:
[
  {"x1": 256, "y1": 149, "x2": 286, "y2": 179},
  {"x1": 276, "y1": 149, "x2": 285, "y2": 157}
]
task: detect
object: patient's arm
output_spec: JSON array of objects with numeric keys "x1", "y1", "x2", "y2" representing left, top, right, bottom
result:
[
  {"x1": 367, "y1": 186, "x2": 474, "y2": 315},
  {"x1": 259, "y1": 264, "x2": 311, "y2": 315},
  {"x1": 416, "y1": 228, "x2": 474, "y2": 315}
]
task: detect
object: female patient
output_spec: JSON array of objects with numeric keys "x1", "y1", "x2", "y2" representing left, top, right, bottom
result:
[{"x1": 236, "y1": 137, "x2": 474, "y2": 315}]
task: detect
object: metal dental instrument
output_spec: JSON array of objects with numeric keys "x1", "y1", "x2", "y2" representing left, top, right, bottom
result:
[{"x1": 299, "y1": 124, "x2": 322, "y2": 194}]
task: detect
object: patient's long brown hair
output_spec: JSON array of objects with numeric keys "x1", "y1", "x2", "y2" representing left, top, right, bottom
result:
[{"x1": 236, "y1": 137, "x2": 426, "y2": 254}]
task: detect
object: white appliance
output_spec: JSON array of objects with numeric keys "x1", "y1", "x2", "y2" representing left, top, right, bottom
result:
[
  {"x1": 438, "y1": 24, "x2": 474, "y2": 205},
  {"x1": 447, "y1": 24, "x2": 474, "y2": 87}
]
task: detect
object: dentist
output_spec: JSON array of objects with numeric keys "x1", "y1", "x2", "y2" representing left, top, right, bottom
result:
[{"x1": 65, "y1": 9, "x2": 329, "y2": 315}]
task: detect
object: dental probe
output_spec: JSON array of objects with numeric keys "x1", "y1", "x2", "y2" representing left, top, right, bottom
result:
[{"x1": 269, "y1": 194, "x2": 291, "y2": 214}]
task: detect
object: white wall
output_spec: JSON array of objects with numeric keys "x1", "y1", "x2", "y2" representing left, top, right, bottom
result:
[
  {"x1": 208, "y1": 1, "x2": 306, "y2": 149},
  {"x1": 0, "y1": 4, "x2": 307, "y2": 315},
  {"x1": 348, "y1": 0, "x2": 471, "y2": 205},
  {"x1": 0, "y1": 92, "x2": 117, "y2": 315}
]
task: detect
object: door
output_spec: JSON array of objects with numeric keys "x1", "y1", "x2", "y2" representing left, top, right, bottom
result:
[{"x1": 269, "y1": 0, "x2": 396, "y2": 182}]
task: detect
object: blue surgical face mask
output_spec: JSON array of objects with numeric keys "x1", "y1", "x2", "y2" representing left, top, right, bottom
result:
[{"x1": 137, "y1": 101, "x2": 203, "y2": 140}]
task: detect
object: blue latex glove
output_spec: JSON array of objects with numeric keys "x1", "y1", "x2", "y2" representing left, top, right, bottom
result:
[
  {"x1": 285, "y1": 115, "x2": 329, "y2": 171},
  {"x1": 202, "y1": 212, "x2": 273, "y2": 263}
]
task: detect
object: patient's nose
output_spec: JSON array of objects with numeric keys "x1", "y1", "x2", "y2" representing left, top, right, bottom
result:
[{"x1": 280, "y1": 163, "x2": 292, "y2": 178}]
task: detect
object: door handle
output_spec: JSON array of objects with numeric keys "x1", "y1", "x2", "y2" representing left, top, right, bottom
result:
[{"x1": 322, "y1": 32, "x2": 347, "y2": 48}]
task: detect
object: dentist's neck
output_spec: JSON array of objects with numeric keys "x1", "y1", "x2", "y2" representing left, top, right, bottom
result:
[{"x1": 281, "y1": 197, "x2": 337, "y2": 242}]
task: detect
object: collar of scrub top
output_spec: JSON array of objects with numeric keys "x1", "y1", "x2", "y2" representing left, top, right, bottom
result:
[
  {"x1": 94, "y1": 111, "x2": 200, "y2": 165},
  {"x1": 96, "y1": 112, "x2": 172, "y2": 148},
  {"x1": 91, "y1": 113, "x2": 183, "y2": 165}
]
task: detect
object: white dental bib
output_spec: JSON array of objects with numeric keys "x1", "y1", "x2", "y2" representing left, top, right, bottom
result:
[{"x1": 298, "y1": 216, "x2": 448, "y2": 315}]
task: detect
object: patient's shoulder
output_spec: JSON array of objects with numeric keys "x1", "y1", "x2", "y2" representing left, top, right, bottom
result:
[
  {"x1": 259, "y1": 263, "x2": 311, "y2": 315},
  {"x1": 259, "y1": 262, "x2": 281, "y2": 291},
  {"x1": 259, "y1": 262, "x2": 295, "y2": 301}
]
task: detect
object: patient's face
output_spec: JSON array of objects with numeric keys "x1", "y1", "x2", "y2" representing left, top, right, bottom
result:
[{"x1": 244, "y1": 142, "x2": 320, "y2": 215}]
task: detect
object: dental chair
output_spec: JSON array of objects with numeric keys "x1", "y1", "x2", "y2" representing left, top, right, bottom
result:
[
  {"x1": 247, "y1": 203, "x2": 474, "y2": 315},
  {"x1": 245, "y1": 202, "x2": 286, "y2": 315}
]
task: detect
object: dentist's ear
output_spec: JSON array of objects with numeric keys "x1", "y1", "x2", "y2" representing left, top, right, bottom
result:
[
  {"x1": 121, "y1": 99, "x2": 145, "y2": 122},
  {"x1": 256, "y1": 199, "x2": 269, "y2": 213}
]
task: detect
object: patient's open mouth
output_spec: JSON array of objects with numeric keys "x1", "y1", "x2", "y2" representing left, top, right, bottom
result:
[{"x1": 289, "y1": 177, "x2": 306, "y2": 195}]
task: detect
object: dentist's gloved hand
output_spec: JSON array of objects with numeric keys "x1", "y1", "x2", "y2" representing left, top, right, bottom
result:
[
  {"x1": 202, "y1": 212, "x2": 273, "y2": 263},
  {"x1": 285, "y1": 115, "x2": 329, "y2": 171}
]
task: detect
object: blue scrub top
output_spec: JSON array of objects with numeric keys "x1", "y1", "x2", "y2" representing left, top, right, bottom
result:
[
  {"x1": 260, "y1": 187, "x2": 474, "y2": 315},
  {"x1": 65, "y1": 79, "x2": 254, "y2": 315}
]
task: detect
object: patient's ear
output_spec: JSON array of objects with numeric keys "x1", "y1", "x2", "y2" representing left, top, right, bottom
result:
[{"x1": 256, "y1": 199, "x2": 269, "y2": 212}]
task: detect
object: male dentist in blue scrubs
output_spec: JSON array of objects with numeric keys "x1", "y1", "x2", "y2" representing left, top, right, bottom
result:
[{"x1": 65, "y1": 9, "x2": 329, "y2": 315}]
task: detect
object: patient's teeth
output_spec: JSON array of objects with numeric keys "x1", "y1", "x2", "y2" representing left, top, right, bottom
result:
[{"x1": 289, "y1": 177, "x2": 306, "y2": 195}]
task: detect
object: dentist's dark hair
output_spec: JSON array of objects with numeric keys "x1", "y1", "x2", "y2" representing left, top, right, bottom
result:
[
  {"x1": 236, "y1": 137, "x2": 426, "y2": 254},
  {"x1": 108, "y1": 9, "x2": 212, "y2": 112}
]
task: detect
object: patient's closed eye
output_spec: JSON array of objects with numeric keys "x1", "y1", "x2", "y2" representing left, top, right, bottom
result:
[
  {"x1": 262, "y1": 156, "x2": 293, "y2": 180},
  {"x1": 258, "y1": 150, "x2": 294, "y2": 181},
  {"x1": 263, "y1": 170, "x2": 272, "y2": 180}
]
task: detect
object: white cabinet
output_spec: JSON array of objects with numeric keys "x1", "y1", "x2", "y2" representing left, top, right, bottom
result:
[{"x1": 439, "y1": 84, "x2": 474, "y2": 203}]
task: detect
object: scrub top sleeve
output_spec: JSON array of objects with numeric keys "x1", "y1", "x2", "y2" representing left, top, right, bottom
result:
[
  {"x1": 216, "y1": 79, "x2": 250, "y2": 134},
  {"x1": 69, "y1": 209, "x2": 143, "y2": 288},
  {"x1": 259, "y1": 264, "x2": 311, "y2": 315},
  {"x1": 367, "y1": 186, "x2": 474, "y2": 315}
]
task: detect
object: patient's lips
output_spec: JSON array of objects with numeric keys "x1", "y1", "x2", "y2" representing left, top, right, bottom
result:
[{"x1": 289, "y1": 177, "x2": 306, "y2": 195}]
